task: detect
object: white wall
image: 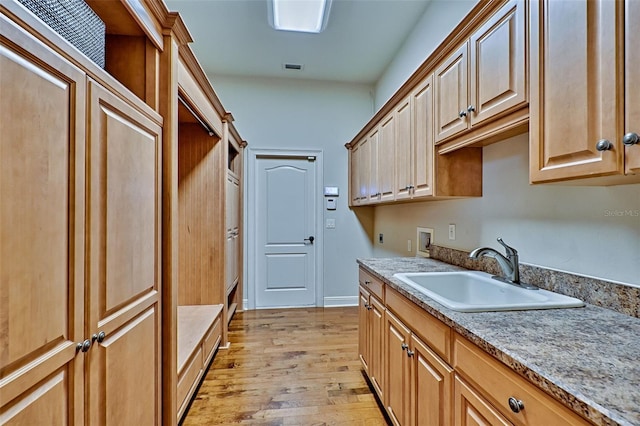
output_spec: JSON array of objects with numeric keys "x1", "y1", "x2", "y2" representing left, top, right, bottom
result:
[
  {"x1": 208, "y1": 75, "x2": 375, "y2": 305},
  {"x1": 374, "y1": 0, "x2": 479, "y2": 110},
  {"x1": 373, "y1": 135, "x2": 640, "y2": 287}
]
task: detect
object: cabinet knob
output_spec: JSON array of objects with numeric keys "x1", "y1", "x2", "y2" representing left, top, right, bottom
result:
[
  {"x1": 92, "y1": 331, "x2": 106, "y2": 343},
  {"x1": 508, "y1": 397, "x2": 525, "y2": 413},
  {"x1": 401, "y1": 343, "x2": 409, "y2": 351},
  {"x1": 622, "y1": 132, "x2": 639, "y2": 146},
  {"x1": 458, "y1": 110, "x2": 467, "y2": 118},
  {"x1": 76, "y1": 339, "x2": 92, "y2": 353},
  {"x1": 467, "y1": 105, "x2": 476, "y2": 113},
  {"x1": 406, "y1": 350, "x2": 415, "y2": 357},
  {"x1": 364, "y1": 280, "x2": 371, "y2": 285},
  {"x1": 595, "y1": 139, "x2": 613, "y2": 151}
]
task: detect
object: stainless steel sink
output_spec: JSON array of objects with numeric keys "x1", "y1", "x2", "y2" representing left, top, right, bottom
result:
[{"x1": 393, "y1": 271, "x2": 584, "y2": 312}]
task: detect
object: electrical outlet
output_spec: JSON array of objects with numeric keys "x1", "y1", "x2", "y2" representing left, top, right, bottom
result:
[
  {"x1": 379, "y1": 233, "x2": 384, "y2": 243},
  {"x1": 448, "y1": 224, "x2": 456, "y2": 240},
  {"x1": 407, "y1": 239, "x2": 412, "y2": 252}
]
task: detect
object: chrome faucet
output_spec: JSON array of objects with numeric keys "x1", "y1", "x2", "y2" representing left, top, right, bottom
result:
[{"x1": 469, "y1": 238, "x2": 537, "y2": 290}]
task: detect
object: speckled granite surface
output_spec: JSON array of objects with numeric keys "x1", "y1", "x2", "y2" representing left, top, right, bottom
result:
[{"x1": 357, "y1": 257, "x2": 640, "y2": 426}]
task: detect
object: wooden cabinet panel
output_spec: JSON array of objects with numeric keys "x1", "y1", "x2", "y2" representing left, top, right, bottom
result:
[
  {"x1": 453, "y1": 333, "x2": 590, "y2": 425},
  {"x1": 358, "y1": 136, "x2": 371, "y2": 203},
  {"x1": 368, "y1": 128, "x2": 380, "y2": 202},
  {"x1": 358, "y1": 286, "x2": 371, "y2": 374},
  {"x1": 411, "y1": 335, "x2": 453, "y2": 426},
  {"x1": 0, "y1": 18, "x2": 85, "y2": 424},
  {"x1": 379, "y1": 113, "x2": 396, "y2": 202},
  {"x1": 369, "y1": 296, "x2": 386, "y2": 399},
  {"x1": 86, "y1": 80, "x2": 161, "y2": 425},
  {"x1": 625, "y1": 0, "x2": 640, "y2": 175},
  {"x1": 530, "y1": 0, "x2": 623, "y2": 182},
  {"x1": 411, "y1": 76, "x2": 434, "y2": 199},
  {"x1": 454, "y1": 376, "x2": 512, "y2": 426},
  {"x1": 385, "y1": 311, "x2": 411, "y2": 426},
  {"x1": 470, "y1": 0, "x2": 526, "y2": 125},
  {"x1": 435, "y1": 43, "x2": 469, "y2": 142},
  {"x1": 395, "y1": 97, "x2": 412, "y2": 200},
  {"x1": 88, "y1": 307, "x2": 159, "y2": 426},
  {"x1": 350, "y1": 143, "x2": 361, "y2": 205}
]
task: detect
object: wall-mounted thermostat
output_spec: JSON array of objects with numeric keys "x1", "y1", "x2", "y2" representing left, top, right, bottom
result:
[
  {"x1": 324, "y1": 186, "x2": 339, "y2": 197},
  {"x1": 326, "y1": 198, "x2": 337, "y2": 210}
]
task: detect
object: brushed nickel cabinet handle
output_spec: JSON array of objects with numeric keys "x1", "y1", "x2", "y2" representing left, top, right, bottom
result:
[{"x1": 508, "y1": 397, "x2": 525, "y2": 413}]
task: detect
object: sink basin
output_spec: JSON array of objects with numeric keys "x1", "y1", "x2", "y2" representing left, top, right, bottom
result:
[{"x1": 393, "y1": 271, "x2": 584, "y2": 312}]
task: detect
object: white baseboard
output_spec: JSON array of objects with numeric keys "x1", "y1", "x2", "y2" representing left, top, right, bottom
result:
[{"x1": 323, "y1": 296, "x2": 359, "y2": 307}]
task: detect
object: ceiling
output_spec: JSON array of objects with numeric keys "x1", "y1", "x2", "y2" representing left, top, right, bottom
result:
[{"x1": 164, "y1": 0, "x2": 433, "y2": 84}]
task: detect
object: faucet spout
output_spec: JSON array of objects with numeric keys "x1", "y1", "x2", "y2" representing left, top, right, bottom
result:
[
  {"x1": 469, "y1": 238, "x2": 535, "y2": 289},
  {"x1": 469, "y1": 247, "x2": 516, "y2": 281}
]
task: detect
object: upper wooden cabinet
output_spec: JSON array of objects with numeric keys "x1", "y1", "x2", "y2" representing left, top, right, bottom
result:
[
  {"x1": 530, "y1": 0, "x2": 640, "y2": 183},
  {"x1": 435, "y1": 0, "x2": 527, "y2": 145},
  {"x1": 625, "y1": 0, "x2": 640, "y2": 175}
]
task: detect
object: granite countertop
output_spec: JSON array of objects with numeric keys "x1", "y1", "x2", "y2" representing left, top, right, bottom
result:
[{"x1": 357, "y1": 257, "x2": 640, "y2": 426}]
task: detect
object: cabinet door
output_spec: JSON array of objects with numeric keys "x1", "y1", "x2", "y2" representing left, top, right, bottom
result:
[
  {"x1": 369, "y1": 296, "x2": 386, "y2": 399},
  {"x1": 358, "y1": 136, "x2": 371, "y2": 203},
  {"x1": 0, "y1": 17, "x2": 86, "y2": 425},
  {"x1": 368, "y1": 128, "x2": 380, "y2": 202},
  {"x1": 411, "y1": 75, "x2": 434, "y2": 199},
  {"x1": 625, "y1": 0, "x2": 640, "y2": 174},
  {"x1": 379, "y1": 112, "x2": 396, "y2": 202},
  {"x1": 350, "y1": 143, "x2": 361, "y2": 205},
  {"x1": 530, "y1": 0, "x2": 623, "y2": 182},
  {"x1": 86, "y1": 81, "x2": 162, "y2": 425},
  {"x1": 411, "y1": 335, "x2": 453, "y2": 426},
  {"x1": 385, "y1": 311, "x2": 411, "y2": 426},
  {"x1": 435, "y1": 43, "x2": 469, "y2": 142},
  {"x1": 469, "y1": 0, "x2": 526, "y2": 125},
  {"x1": 454, "y1": 377, "x2": 512, "y2": 426},
  {"x1": 395, "y1": 97, "x2": 412, "y2": 200},
  {"x1": 358, "y1": 286, "x2": 371, "y2": 374}
]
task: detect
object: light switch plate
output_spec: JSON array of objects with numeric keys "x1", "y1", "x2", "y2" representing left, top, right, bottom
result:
[{"x1": 326, "y1": 218, "x2": 336, "y2": 229}]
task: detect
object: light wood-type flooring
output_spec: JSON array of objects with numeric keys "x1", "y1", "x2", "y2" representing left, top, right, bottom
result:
[{"x1": 181, "y1": 307, "x2": 390, "y2": 425}]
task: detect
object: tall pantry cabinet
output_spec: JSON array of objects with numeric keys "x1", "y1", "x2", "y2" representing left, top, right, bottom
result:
[
  {"x1": 1, "y1": 2, "x2": 164, "y2": 424},
  {"x1": 1, "y1": 0, "x2": 246, "y2": 424}
]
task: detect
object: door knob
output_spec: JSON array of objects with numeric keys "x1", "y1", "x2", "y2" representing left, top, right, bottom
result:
[{"x1": 304, "y1": 236, "x2": 315, "y2": 244}]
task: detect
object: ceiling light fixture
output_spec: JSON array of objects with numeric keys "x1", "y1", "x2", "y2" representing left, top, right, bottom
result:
[{"x1": 268, "y1": 0, "x2": 332, "y2": 34}]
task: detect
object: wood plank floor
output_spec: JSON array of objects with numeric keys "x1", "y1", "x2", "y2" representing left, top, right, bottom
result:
[{"x1": 181, "y1": 307, "x2": 390, "y2": 425}]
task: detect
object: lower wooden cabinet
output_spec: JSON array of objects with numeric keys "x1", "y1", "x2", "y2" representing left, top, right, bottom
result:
[
  {"x1": 385, "y1": 310, "x2": 453, "y2": 426},
  {"x1": 358, "y1": 266, "x2": 592, "y2": 426},
  {"x1": 359, "y1": 285, "x2": 385, "y2": 399},
  {"x1": 358, "y1": 269, "x2": 386, "y2": 400},
  {"x1": 454, "y1": 376, "x2": 512, "y2": 426}
]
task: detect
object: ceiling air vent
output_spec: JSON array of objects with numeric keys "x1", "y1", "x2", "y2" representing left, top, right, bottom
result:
[{"x1": 283, "y1": 63, "x2": 304, "y2": 71}]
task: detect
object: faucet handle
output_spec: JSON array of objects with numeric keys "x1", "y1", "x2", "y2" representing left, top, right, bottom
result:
[{"x1": 497, "y1": 238, "x2": 517, "y2": 257}]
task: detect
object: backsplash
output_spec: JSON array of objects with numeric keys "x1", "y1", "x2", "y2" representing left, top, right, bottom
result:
[{"x1": 429, "y1": 245, "x2": 640, "y2": 318}]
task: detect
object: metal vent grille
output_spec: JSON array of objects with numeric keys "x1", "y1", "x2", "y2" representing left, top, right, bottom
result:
[{"x1": 283, "y1": 63, "x2": 304, "y2": 70}]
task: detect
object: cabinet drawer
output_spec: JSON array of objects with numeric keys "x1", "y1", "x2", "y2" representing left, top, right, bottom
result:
[
  {"x1": 453, "y1": 333, "x2": 591, "y2": 425},
  {"x1": 177, "y1": 346, "x2": 203, "y2": 414},
  {"x1": 359, "y1": 268, "x2": 384, "y2": 301},
  {"x1": 204, "y1": 316, "x2": 222, "y2": 365},
  {"x1": 386, "y1": 286, "x2": 451, "y2": 363}
]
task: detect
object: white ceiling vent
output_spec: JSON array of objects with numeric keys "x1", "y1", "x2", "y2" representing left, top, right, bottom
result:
[{"x1": 283, "y1": 63, "x2": 304, "y2": 71}]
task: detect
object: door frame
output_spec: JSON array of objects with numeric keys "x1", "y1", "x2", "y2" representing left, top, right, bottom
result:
[{"x1": 245, "y1": 148, "x2": 324, "y2": 310}]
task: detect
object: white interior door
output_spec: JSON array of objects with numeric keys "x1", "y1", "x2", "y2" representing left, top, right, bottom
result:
[{"x1": 255, "y1": 155, "x2": 318, "y2": 307}]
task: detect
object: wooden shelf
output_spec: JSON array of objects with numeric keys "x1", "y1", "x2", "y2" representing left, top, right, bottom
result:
[{"x1": 177, "y1": 304, "x2": 223, "y2": 373}]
